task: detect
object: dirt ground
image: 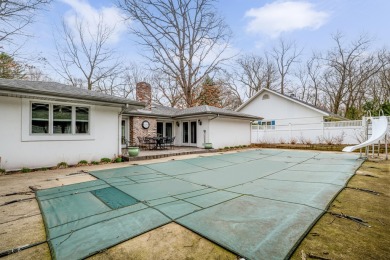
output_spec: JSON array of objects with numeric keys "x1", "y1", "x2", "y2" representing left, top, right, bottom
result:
[
  {"x1": 0, "y1": 150, "x2": 388, "y2": 259},
  {"x1": 291, "y1": 157, "x2": 390, "y2": 260}
]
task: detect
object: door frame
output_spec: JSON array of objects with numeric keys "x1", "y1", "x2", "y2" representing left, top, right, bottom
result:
[
  {"x1": 121, "y1": 117, "x2": 129, "y2": 148},
  {"x1": 182, "y1": 120, "x2": 197, "y2": 146}
]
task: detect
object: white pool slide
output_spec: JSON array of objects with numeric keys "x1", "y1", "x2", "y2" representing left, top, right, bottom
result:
[{"x1": 342, "y1": 116, "x2": 389, "y2": 152}]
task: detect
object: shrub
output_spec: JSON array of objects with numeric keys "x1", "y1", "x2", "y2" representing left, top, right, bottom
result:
[
  {"x1": 299, "y1": 135, "x2": 312, "y2": 145},
  {"x1": 290, "y1": 138, "x2": 297, "y2": 145},
  {"x1": 91, "y1": 161, "x2": 99, "y2": 165},
  {"x1": 322, "y1": 134, "x2": 334, "y2": 145},
  {"x1": 279, "y1": 138, "x2": 285, "y2": 144},
  {"x1": 78, "y1": 160, "x2": 88, "y2": 165},
  {"x1": 38, "y1": 167, "x2": 48, "y2": 171},
  {"x1": 100, "y1": 158, "x2": 111, "y2": 163},
  {"x1": 224, "y1": 146, "x2": 229, "y2": 149},
  {"x1": 0, "y1": 168, "x2": 5, "y2": 174},
  {"x1": 21, "y1": 167, "x2": 31, "y2": 173},
  {"x1": 57, "y1": 162, "x2": 68, "y2": 169},
  {"x1": 114, "y1": 157, "x2": 122, "y2": 163},
  {"x1": 333, "y1": 131, "x2": 346, "y2": 145}
]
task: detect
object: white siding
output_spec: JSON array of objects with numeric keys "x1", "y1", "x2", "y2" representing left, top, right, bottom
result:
[
  {"x1": 238, "y1": 91, "x2": 326, "y2": 126},
  {"x1": 209, "y1": 118, "x2": 251, "y2": 148},
  {"x1": 0, "y1": 96, "x2": 121, "y2": 171}
]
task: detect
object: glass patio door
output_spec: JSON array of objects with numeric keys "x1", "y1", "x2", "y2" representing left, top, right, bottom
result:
[
  {"x1": 190, "y1": 121, "x2": 197, "y2": 144},
  {"x1": 182, "y1": 121, "x2": 197, "y2": 145},
  {"x1": 121, "y1": 118, "x2": 129, "y2": 147}
]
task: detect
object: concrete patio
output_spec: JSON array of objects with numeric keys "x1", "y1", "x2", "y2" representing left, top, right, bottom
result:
[{"x1": 122, "y1": 146, "x2": 217, "y2": 161}]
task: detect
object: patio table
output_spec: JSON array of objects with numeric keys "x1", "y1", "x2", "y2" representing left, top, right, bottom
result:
[{"x1": 151, "y1": 137, "x2": 166, "y2": 150}]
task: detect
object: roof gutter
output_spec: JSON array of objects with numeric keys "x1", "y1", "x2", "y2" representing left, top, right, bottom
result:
[
  {"x1": 0, "y1": 87, "x2": 145, "y2": 107},
  {"x1": 209, "y1": 114, "x2": 220, "y2": 121},
  {"x1": 174, "y1": 112, "x2": 261, "y2": 120}
]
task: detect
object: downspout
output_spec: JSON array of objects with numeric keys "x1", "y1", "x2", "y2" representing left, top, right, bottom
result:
[
  {"x1": 207, "y1": 114, "x2": 219, "y2": 145},
  {"x1": 250, "y1": 121, "x2": 253, "y2": 145},
  {"x1": 209, "y1": 114, "x2": 220, "y2": 121}
]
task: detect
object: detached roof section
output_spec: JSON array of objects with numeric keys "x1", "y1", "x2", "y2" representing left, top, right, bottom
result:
[
  {"x1": 126, "y1": 104, "x2": 262, "y2": 120},
  {"x1": 0, "y1": 79, "x2": 145, "y2": 107},
  {"x1": 236, "y1": 88, "x2": 346, "y2": 120}
]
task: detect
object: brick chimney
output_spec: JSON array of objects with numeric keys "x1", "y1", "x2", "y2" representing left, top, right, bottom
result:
[{"x1": 136, "y1": 82, "x2": 152, "y2": 110}]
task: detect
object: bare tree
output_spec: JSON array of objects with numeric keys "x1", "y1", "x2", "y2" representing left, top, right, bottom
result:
[
  {"x1": 320, "y1": 33, "x2": 384, "y2": 117},
  {"x1": 0, "y1": 0, "x2": 51, "y2": 45},
  {"x1": 306, "y1": 55, "x2": 323, "y2": 106},
  {"x1": 235, "y1": 53, "x2": 278, "y2": 98},
  {"x1": 216, "y1": 69, "x2": 243, "y2": 109},
  {"x1": 293, "y1": 65, "x2": 309, "y2": 101},
  {"x1": 24, "y1": 64, "x2": 51, "y2": 81},
  {"x1": 118, "y1": 0, "x2": 232, "y2": 107},
  {"x1": 151, "y1": 73, "x2": 185, "y2": 108},
  {"x1": 271, "y1": 38, "x2": 302, "y2": 94},
  {"x1": 118, "y1": 63, "x2": 151, "y2": 99},
  {"x1": 53, "y1": 16, "x2": 121, "y2": 90}
]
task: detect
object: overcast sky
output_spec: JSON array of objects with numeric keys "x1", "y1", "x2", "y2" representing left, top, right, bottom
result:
[{"x1": 13, "y1": 0, "x2": 390, "y2": 80}]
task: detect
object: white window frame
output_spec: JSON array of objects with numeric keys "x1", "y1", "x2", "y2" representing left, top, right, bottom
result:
[
  {"x1": 22, "y1": 99, "x2": 95, "y2": 141},
  {"x1": 258, "y1": 120, "x2": 276, "y2": 130}
]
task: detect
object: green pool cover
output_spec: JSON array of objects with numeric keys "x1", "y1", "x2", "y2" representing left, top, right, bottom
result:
[{"x1": 36, "y1": 149, "x2": 363, "y2": 260}]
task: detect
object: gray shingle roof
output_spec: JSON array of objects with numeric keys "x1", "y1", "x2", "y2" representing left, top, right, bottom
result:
[
  {"x1": 0, "y1": 78, "x2": 145, "y2": 107},
  {"x1": 126, "y1": 104, "x2": 262, "y2": 120}
]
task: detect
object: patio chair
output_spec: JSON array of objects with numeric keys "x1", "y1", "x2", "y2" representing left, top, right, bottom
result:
[
  {"x1": 144, "y1": 137, "x2": 157, "y2": 150},
  {"x1": 164, "y1": 136, "x2": 175, "y2": 149},
  {"x1": 137, "y1": 137, "x2": 146, "y2": 149}
]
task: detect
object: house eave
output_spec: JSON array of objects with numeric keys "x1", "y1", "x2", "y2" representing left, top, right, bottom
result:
[
  {"x1": 174, "y1": 112, "x2": 262, "y2": 120},
  {"x1": 0, "y1": 89, "x2": 145, "y2": 109},
  {"x1": 124, "y1": 110, "x2": 262, "y2": 121}
]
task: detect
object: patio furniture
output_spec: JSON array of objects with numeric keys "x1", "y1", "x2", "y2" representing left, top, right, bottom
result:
[
  {"x1": 152, "y1": 136, "x2": 166, "y2": 150},
  {"x1": 137, "y1": 137, "x2": 146, "y2": 149},
  {"x1": 144, "y1": 137, "x2": 157, "y2": 150},
  {"x1": 164, "y1": 136, "x2": 175, "y2": 149}
]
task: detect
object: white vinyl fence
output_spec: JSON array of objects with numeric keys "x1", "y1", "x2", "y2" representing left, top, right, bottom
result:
[{"x1": 251, "y1": 116, "x2": 390, "y2": 145}]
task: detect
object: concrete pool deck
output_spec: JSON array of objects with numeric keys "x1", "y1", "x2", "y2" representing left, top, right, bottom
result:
[{"x1": 0, "y1": 149, "x2": 364, "y2": 259}]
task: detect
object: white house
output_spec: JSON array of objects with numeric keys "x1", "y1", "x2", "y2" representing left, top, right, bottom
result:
[
  {"x1": 235, "y1": 88, "x2": 359, "y2": 144},
  {"x1": 0, "y1": 79, "x2": 260, "y2": 171},
  {"x1": 123, "y1": 82, "x2": 261, "y2": 150},
  {"x1": 0, "y1": 79, "x2": 144, "y2": 171}
]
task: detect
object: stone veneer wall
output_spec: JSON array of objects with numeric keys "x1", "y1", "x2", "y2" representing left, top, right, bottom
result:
[{"x1": 130, "y1": 116, "x2": 157, "y2": 145}]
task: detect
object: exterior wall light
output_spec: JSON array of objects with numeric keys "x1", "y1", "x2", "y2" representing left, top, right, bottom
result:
[
  {"x1": 176, "y1": 121, "x2": 180, "y2": 127},
  {"x1": 198, "y1": 119, "x2": 202, "y2": 125}
]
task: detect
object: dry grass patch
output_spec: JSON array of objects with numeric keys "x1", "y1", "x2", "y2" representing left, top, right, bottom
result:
[
  {"x1": 291, "y1": 159, "x2": 390, "y2": 260},
  {"x1": 88, "y1": 223, "x2": 237, "y2": 260}
]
